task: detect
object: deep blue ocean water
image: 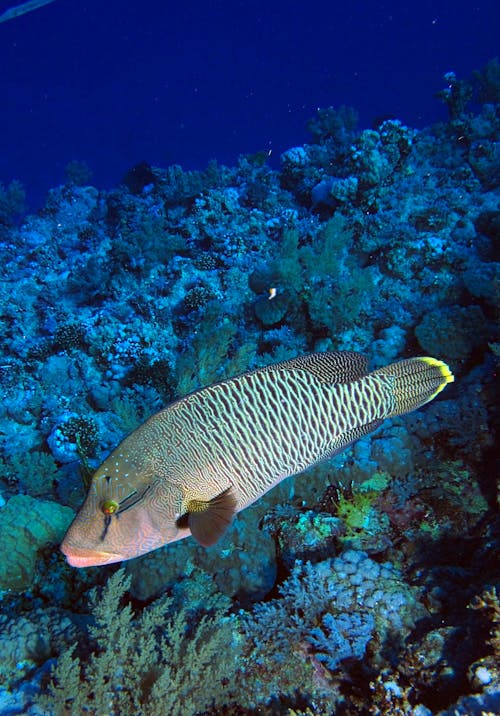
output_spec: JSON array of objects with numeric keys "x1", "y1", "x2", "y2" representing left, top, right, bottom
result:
[{"x1": 0, "y1": 0, "x2": 499, "y2": 206}]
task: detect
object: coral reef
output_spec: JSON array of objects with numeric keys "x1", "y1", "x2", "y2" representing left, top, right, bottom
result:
[
  {"x1": 0, "y1": 62, "x2": 498, "y2": 714},
  {"x1": 238, "y1": 549, "x2": 426, "y2": 707},
  {"x1": 0, "y1": 495, "x2": 74, "y2": 591}
]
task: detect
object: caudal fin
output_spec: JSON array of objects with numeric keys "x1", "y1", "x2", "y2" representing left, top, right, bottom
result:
[{"x1": 372, "y1": 356, "x2": 454, "y2": 418}]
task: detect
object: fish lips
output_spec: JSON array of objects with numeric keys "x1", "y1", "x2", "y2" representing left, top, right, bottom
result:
[{"x1": 60, "y1": 541, "x2": 123, "y2": 568}]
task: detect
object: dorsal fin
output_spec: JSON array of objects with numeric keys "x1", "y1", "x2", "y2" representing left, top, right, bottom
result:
[
  {"x1": 184, "y1": 487, "x2": 238, "y2": 547},
  {"x1": 267, "y1": 351, "x2": 369, "y2": 384}
]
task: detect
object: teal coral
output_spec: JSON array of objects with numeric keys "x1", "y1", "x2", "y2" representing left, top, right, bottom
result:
[{"x1": 0, "y1": 495, "x2": 74, "y2": 591}]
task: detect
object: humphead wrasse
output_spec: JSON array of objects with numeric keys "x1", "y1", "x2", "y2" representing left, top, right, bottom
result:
[{"x1": 61, "y1": 351, "x2": 454, "y2": 567}]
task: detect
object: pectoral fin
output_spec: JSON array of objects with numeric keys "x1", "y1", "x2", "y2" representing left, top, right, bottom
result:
[{"x1": 181, "y1": 487, "x2": 238, "y2": 547}]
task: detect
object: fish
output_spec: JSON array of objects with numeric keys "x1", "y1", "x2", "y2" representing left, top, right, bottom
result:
[{"x1": 60, "y1": 351, "x2": 454, "y2": 567}]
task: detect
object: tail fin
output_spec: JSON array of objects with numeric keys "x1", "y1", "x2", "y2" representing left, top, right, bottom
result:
[{"x1": 372, "y1": 357, "x2": 454, "y2": 418}]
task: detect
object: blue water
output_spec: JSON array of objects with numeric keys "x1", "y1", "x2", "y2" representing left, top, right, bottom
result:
[{"x1": 0, "y1": 0, "x2": 498, "y2": 206}]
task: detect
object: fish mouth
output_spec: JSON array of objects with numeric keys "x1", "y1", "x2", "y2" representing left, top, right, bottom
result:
[{"x1": 60, "y1": 544, "x2": 123, "y2": 568}]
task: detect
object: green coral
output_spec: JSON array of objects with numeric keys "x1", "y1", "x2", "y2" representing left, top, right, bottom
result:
[
  {"x1": 334, "y1": 483, "x2": 389, "y2": 538},
  {"x1": 358, "y1": 470, "x2": 391, "y2": 493},
  {"x1": 335, "y1": 490, "x2": 376, "y2": 531},
  {"x1": 38, "y1": 569, "x2": 242, "y2": 716},
  {"x1": 0, "y1": 494, "x2": 74, "y2": 591}
]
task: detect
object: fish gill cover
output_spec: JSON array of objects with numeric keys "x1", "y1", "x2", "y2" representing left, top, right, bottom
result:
[{"x1": 0, "y1": 2, "x2": 499, "y2": 715}]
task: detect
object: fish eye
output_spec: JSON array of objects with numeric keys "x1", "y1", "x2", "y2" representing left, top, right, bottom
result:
[{"x1": 101, "y1": 499, "x2": 119, "y2": 515}]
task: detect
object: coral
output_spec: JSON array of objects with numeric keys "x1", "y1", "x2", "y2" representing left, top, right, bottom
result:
[
  {"x1": 0, "y1": 607, "x2": 77, "y2": 685},
  {"x1": 174, "y1": 307, "x2": 241, "y2": 394},
  {"x1": 415, "y1": 305, "x2": 488, "y2": 361},
  {"x1": 307, "y1": 105, "x2": 359, "y2": 144},
  {"x1": 474, "y1": 57, "x2": 500, "y2": 104},
  {"x1": 240, "y1": 550, "x2": 426, "y2": 705},
  {"x1": 0, "y1": 494, "x2": 74, "y2": 591},
  {"x1": 125, "y1": 505, "x2": 277, "y2": 602},
  {"x1": 438, "y1": 690, "x2": 500, "y2": 715},
  {"x1": 309, "y1": 611, "x2": 375, "y2": 670},
  {"x1": 125, "y1": 357, "x2": 174, "y2": 401},
  {"x1": 253, "y1": 290, "x2": 291, "y2": 326},
  {"x1": 279, "y1": 145, "x2": 324, "y2": 203},
  {"x1": 436, "y1": 71, "x2": 473, "y2": 119},
  {"x1": 468, "y1": 138, "x2": 500, "y2": 189},
  {"x1": 475, "y1": 209, "x2": 500, "y2": 243},
  {"x1": 2, "y1": 449, "x2": 59, "y2": 497},
  {"x1": 47, "y1": 414, "x2": 99, "y2": 464},
  {"x1": 64, "y1": 160, "x2": 93, "y2": 187},
  {"x1": 0, "y1": 179, "x2": 25, "y2": 226},
  {"x1": 333, "y1": 484, "x2": 389, "y2": 538},
  {"x1": 470, "y1": 587, "x2": 500, "y2": 657},
  {"x1": 37, "y1": 569, "x2": 241, "y2": 716},
  {"x1": 311, "y1": 175, "x2": 359, "y2": 210},
  {"x1": 262, "y1": 506, "x2": 344, "y2": 569},
  {"x1": 193, "y1": 252, "x2": 219, "y2": 270},
  {"x1": 53, "y1": 322, "x2": 87, "y2": 352},
  {"x1": 182, "y1": 284, "x2": 216, "y2": 311},
  {"x1": 464, "y1": 259, "x2": 500, "y2": 305},
  {"x1": 0, "y1": 59, "x2": 497, "y2": 713},
  {"x1": 63, "y1": 416, "x2": 99, "y2": 455},
  {"x1": 348, "y1": 121, "x2": 414, "y2": 194}
]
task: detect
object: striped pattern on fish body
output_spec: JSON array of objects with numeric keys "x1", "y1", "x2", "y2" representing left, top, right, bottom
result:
[
  {"x1": 60, "y1": 351, "x2": 454, "y2": 567},
  {"x1": 153, "y1": 362, "x2": 393, "y2": 510}
]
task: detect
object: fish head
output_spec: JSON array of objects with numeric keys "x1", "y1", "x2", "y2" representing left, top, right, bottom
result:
[{"x1": 61, "y1": 435, "x2": 187, "y2": 567}]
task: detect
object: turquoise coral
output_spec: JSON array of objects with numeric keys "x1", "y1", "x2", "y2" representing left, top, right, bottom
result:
[{"x1": 0, "y1": 494, "x2": 74, "y2": 591}]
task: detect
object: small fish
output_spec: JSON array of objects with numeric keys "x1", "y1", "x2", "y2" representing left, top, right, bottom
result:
[{"x1": 61, "y1": 352, "x2": 453, "y2": 567}]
